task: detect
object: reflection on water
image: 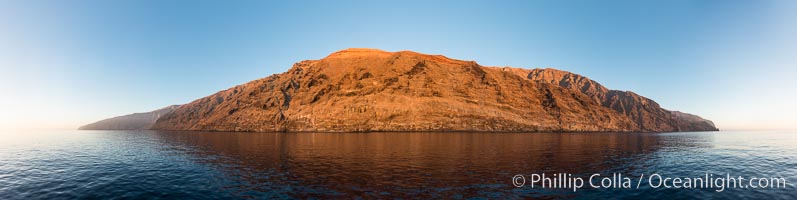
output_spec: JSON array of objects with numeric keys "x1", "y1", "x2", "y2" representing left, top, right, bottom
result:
[
  {"x1": 154, "y1": 132, "x2": 669, "y2": 198},
  {"x1": 1, "y1": 131, "x2": 795, "y2": 199}
]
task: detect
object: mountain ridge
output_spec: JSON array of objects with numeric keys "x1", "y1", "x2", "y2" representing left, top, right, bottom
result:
[
  {"x1": 525, "y1": 68, "x2": 716, "y2": 131},
  {"x1": 79, "y1": 105, "x2": 180, "y2": 130},
  {"x1": 136, "y1": 48, "x2": 716, "y2": 132}
]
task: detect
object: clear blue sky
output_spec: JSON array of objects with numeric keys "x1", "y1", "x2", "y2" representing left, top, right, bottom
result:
[{"x1": 1, "y1": 0, "x2": 795, "y2": 130}]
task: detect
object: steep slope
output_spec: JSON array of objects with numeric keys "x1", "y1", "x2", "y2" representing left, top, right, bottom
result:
[
  {"x1": 79, "y1": 105, "x2": 180, "y2": 130},
  {"x1": 151, "y1": 48, "x2": 716, "y2": 132},
  {"x1": 526, "y1": 68, "x2": 718, "y2": 131},
  {"x1": 671, "y1": 111, "x2": 718, "y2": 131}
]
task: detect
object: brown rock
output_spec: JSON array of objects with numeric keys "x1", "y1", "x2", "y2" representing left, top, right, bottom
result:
[
  {"x1": 526, "y1": 68, "x2": 718, "y2": 132},
  {"x1": 146, "y1": 48, "x2": 717, "y2": 132}
]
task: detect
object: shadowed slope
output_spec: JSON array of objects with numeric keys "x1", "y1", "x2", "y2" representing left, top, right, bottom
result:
[
  {"x1": 526, "y1": 68, "x2": 717, "y2": 131},
  {"x1": 80, "y1": 105, "x2": 180, "y2": 130}
]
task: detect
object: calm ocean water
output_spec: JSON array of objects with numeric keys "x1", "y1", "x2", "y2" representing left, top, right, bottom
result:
[{"x1": 1, "y1": 130, "x2": 795, "y2": 199}]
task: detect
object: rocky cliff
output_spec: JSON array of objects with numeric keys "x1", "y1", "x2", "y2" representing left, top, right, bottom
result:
[
  {"x1": 79, "y1": 105, "x2": 180, "y2": 130},
  {"x1": 526, "y1": 68, "x2": 717, "y2": 131},
  {"x1": 148, "y1": 48, "x2": 717, "y2": 132}
]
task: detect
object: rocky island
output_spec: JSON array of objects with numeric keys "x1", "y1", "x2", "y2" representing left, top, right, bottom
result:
[{"x1": 82, "y1": 48, "x2": 717, "y2": 132}]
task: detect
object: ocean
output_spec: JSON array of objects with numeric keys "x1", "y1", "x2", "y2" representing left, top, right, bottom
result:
[{"x1": 1, "y1": 130, "x2": 795, "y2": 199}]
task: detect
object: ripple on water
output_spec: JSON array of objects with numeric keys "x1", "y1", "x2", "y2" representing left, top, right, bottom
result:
[{"x1": 0, "y1": 130, "x2": 795, "y2": 199}]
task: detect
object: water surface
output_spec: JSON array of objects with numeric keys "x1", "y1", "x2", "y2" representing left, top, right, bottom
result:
[{"x1": 1, "y1": 131, "x2": 795, "y2": 199}]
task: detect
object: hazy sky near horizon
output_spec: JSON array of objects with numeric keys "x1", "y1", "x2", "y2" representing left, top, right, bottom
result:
[{"x1": 1, "y1": 0, "x2": 795, "y2": 131}]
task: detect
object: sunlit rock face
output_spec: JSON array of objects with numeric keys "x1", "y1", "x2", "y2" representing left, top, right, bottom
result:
[
  {"x1": 526, "y1": 68, "x2": 717, "y2": 132},
  {"x1": 136, "y1": 48, "x2": 714, "y2": 132}
]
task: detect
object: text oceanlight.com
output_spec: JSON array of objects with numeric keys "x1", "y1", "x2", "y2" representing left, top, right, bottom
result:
[{"x1": 511, "y1": 173, "x2": 787, "y2": 192}]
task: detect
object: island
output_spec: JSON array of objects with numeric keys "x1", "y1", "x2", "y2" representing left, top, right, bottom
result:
[{"x1": 81, "y1": 48, "x2": 718, "y2": 132}]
